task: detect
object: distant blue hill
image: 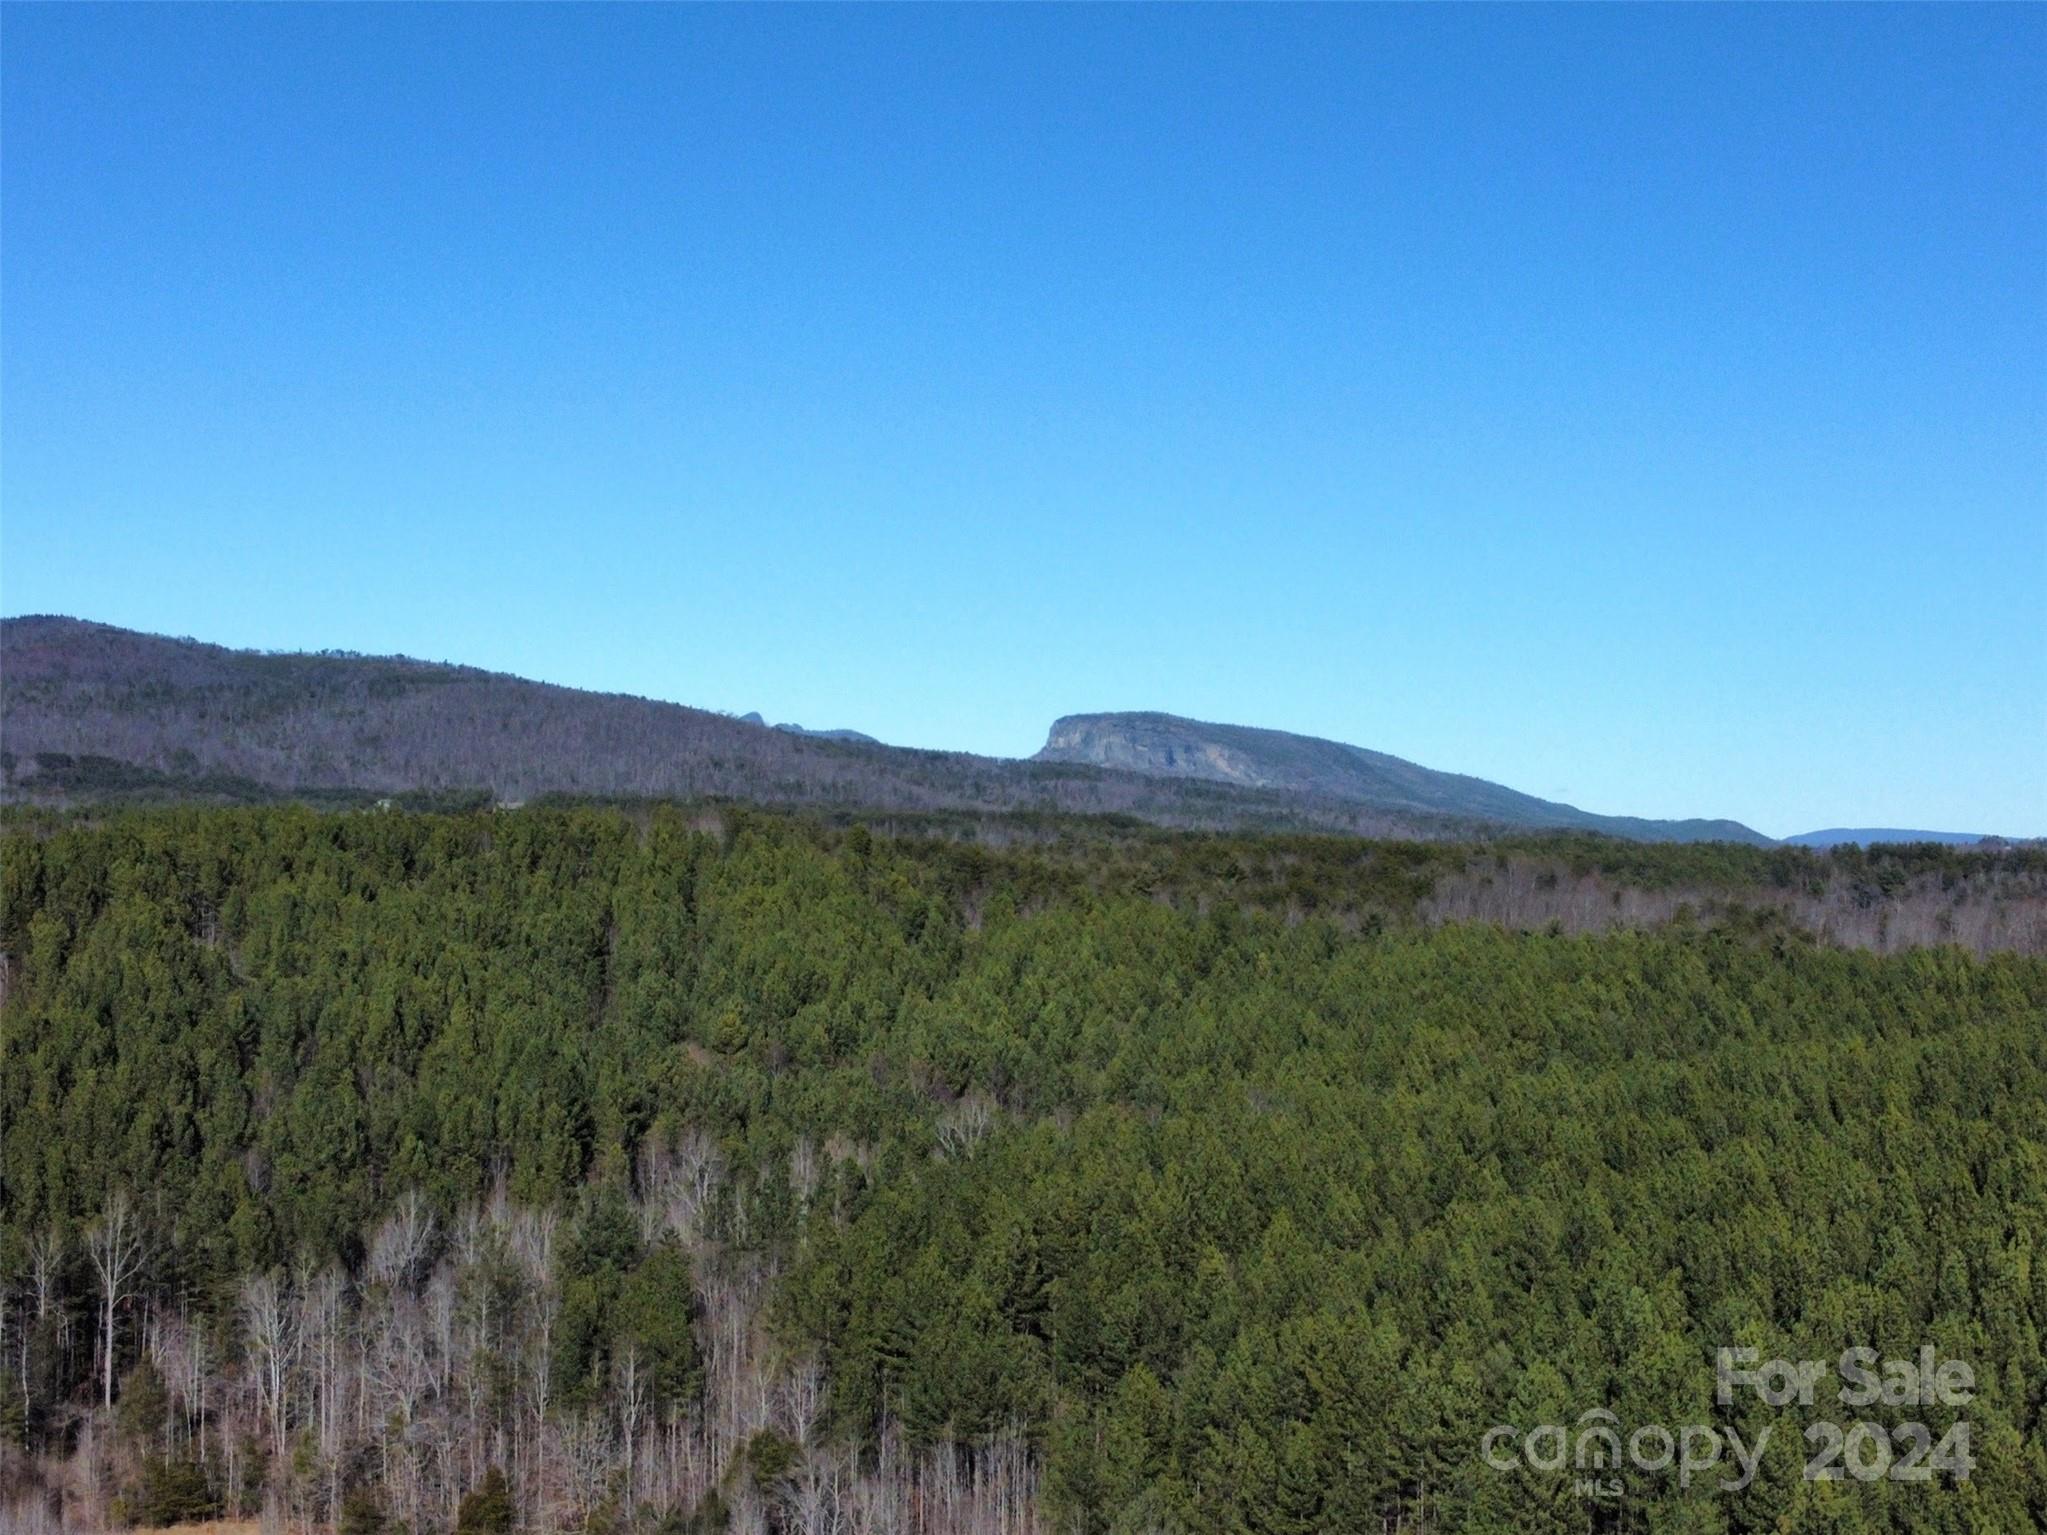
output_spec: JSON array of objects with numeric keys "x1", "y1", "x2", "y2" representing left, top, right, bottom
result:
[{"x1": 1784, "y1": 828, "x2": 1998, "y2": 848}]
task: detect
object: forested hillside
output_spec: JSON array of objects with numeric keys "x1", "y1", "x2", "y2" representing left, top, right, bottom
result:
[
  {"x1": 2, "y1": 808, "x2": 2045, "y2": 1533},
  {"x1": 4, "y1": 618, "x2": 1773, "y2": 846},
  {"x1": 0, "y1": 618, "x2": 1429, "y2": 838}
]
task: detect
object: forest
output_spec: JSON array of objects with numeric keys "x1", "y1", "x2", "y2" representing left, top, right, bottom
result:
[
  {"x1": 1, "y1": 805, "x2": 2043, "y2": 1533},
  {"x1": 0, "y1": 617, "x2": 1437, "y2": 839}
]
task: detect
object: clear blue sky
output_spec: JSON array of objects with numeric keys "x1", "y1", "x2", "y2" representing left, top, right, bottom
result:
[{"x1": 4, "y1": 5, "x2": 2042, "y2": 838}]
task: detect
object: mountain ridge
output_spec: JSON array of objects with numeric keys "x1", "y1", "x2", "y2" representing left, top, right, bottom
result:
[
  {"x1": 2, "y1": 615, "x2": 1771, "y2": 843},
  {"x1": 1035, "y1": 710, "x2": 1771, "y2": 844},
  {"x1": 0, "y1": 616, "x2": 1459, "y2": 836}
]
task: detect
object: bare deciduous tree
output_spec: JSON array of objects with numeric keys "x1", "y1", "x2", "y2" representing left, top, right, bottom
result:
[
  {"x1": 640, "y1": 1127, "x2": 725, "y2": 1244},
  {"x1": 86, "y1": 1192, "x2": 145, "y2": 1410},
  {"x1": 27, "y1": 1230, "x2": 63, "y2": 1320},
  {"x1": 936, "y1": 1093, "x2": 995, "y2": 1159},
  {"x1": 367, "y1": 1190, "x2": 436, "y2": 1291},
  {"x1": 240, "y1": 1271, "x2": 297, "y2": 1460}
]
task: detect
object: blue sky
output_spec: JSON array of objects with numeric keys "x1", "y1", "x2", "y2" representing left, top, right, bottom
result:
[{"x1": 4, "y1": 5, "x2": 2042, "y2": 837}]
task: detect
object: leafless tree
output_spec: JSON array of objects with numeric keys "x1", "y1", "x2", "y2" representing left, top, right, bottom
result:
[
  {"x1": 640, "y1": 1127, "x2": 724, "y2": 1244},
  {"x1": 790, "y1": 1136, "x2": 822, "y2": 1213},
  {"x1": 240, "y1": 1271, "x2": 298, "y2": 1461},
  {"x1": 363, "y1": 1295, "x2": 432, "y2": 1430},
  {"x1": 781, "y1": 1353, "x2": 828, "y2": 1448},
  {"x1": 1, "y1": 1184, "x2": 1068, "y2": 1533},
  {"x1": 27, "y1": 1230, "x2": 63, "y2": 1320},
  {"x1": 296, "y1": 1262, "x2": 349, "y2": 1512},
  {"x1": 426, "y1": 1265, "x2": 458, "y2": 1394},
  {"x1": 936, "y1": 1093, "x2": 995, "y2": 1159},
  {"x1": 786, "y1": 1445, "x2": 852, "y2": 1535},
  {"x1": 151, "y1": 1304, "x2": 212, "y2": 1459},
  {"x1": 86, "y1": 1192, "x2": 145, "y2": 1409},
  {"x1": 553, "y1": 1408, "x2": 617, "y2": 1531},
  {"x1": 727, "y1": 1480, "x2": 770, "y2": 1535},
  {"x1": 367, "y1": 1190, "x2": 436, "y2": 1291},
  {"x1": 617, "y1": 1343, "x2": 646, "y2": 1501}
]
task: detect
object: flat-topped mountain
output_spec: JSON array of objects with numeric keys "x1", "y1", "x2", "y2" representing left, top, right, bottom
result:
[
  {"x1": 1036, "y1": 710, "x2": 1771, "y2": 844},
  {"x1": 0, "y1": 617, "x2": 1436, "y2": 835},
  {"x1": 4, "y1": 617, "x2": 1774, "y2": 842}
]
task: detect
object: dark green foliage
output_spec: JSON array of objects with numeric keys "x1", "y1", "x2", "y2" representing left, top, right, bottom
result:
[
  {"x1": 117, "y1": 1359, "x2": 171, "y2": 1448},
  {"x1": 617, "y1": 1237, "x2": 703, "y2": 1409},
  {"x1": 666, "y1": 1490, "x2": 725, "y2": 1534},
  {"x1": 744, "y1": 1427, "x2": 799, "y2": 1492},
  {"x1": 338, "y1": 1486, "x2": 388, "y2": 1535},
  {"x1": 453, "y1": 1465, "x2": 514, "y2": 1535},
  {"x1": 3, "y1": 805, "x2": 2044, "y2": 1531},
  {"x1": 129, "y1": 1456, "x2": 217, "y2": 1526}
]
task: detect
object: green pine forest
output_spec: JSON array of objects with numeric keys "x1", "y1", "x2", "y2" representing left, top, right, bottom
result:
[{"x1": 1, "y1": 805, "x2": 2044, "y2": 1533}]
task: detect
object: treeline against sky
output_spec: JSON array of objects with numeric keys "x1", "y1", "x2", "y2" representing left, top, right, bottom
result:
[
  {"x1": 0, "y1": 617, "x2": 1439, "y2": 838},
  {"x1": 1, "y1": 807, "x2": 2044, "y2": 1532}
]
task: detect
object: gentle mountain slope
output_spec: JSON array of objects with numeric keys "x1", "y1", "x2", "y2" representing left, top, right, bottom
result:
[
  {"x1": 0, "y1": 617, "x2": 1439, "y2": 835},
  {"x1": 1036, "y1": 710, "x2": 1771, "y2": 844},
  {"x1": 4, "y1": 617, "x2": 1769, "y2": 842}
]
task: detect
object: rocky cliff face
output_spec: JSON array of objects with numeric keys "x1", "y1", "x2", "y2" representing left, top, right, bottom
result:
[
  {"x1": 0, "y1": 618, "x2": 1438, "y2": 837},
  {"x1": 1037, "y1": 711, "x2": 1773, "y2": 844},
  {"x1": 2, "y1": 618, "x2": 1775, "y2": 844},
  {"x1": 1039, "y1": 714, "x2": 1274, "y2": 787}
]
